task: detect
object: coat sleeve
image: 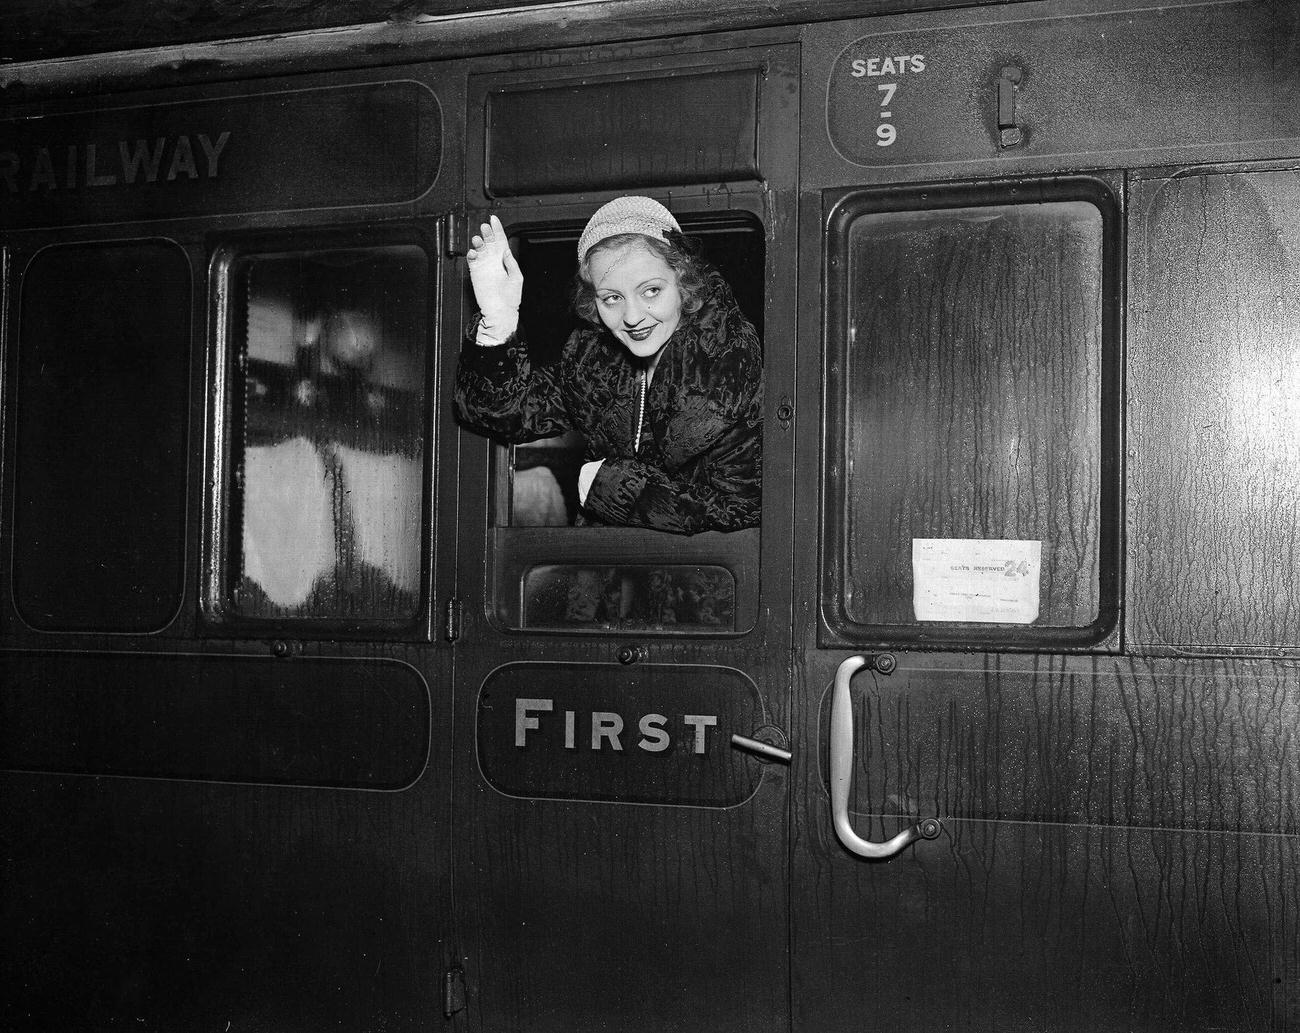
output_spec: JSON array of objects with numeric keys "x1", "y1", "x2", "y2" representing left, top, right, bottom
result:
[
  {"x1": 453, "y1": 323, "x2": 572, "y2": 443},
  {"x1": 582, "y1": 354, "x2": 762, "y2": 535}
]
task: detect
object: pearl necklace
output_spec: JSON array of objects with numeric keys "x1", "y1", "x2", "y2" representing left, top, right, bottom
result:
[{"x1": 634, "y1": 368, "x2": 646, "y2": 454}]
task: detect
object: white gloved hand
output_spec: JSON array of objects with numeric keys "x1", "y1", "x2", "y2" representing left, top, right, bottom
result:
[{"x1": 466, "y1": 214, "x2": 523, "y2": 345}]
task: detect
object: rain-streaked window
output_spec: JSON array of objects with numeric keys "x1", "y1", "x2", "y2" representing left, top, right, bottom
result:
[
  {"x1": 221, "y1": 244, "x2": 428, "y2": 621},
  {"x1": 823, "y1": 182, "x2": 1120, "y2": 646},
  {"x1": 1129, "y1": 170, "x2": 1300, "y2": 650}
]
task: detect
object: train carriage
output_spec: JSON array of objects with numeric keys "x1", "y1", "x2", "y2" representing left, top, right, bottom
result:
[{"x1": 2, "y1": 0, "x2": 1299, "y2": 1030}]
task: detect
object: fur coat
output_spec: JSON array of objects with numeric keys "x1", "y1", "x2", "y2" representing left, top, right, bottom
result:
[{"x1": 455, "y1": 271, "x2": 761, "y2": 534}]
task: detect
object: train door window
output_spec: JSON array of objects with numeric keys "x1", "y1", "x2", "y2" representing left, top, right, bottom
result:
[
  {"x1": 487, "y1": 213, "x2": 765, "y2": 634},
  {"x1": 822, "y1": 180, "x2": 1120, "y2": 648},
  {"x1": 13, "y1": 239, "x2": 190, "y2": 632},
  {"x1": 211, "y1": 241, "x2": 429, "y2": 624}
]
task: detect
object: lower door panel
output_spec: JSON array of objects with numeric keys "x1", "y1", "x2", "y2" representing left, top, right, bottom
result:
[
  {"x1": 793, "y1": 653, "x2": 1300, "y2": 1032},
  {"x1": 456, "y1": 655, "x2": 789, "y2": 1033}
]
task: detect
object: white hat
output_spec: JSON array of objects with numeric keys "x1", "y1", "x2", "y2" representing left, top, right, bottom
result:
[{"x1": 577, "y1": 196, "x2": 681, "y2": 261}]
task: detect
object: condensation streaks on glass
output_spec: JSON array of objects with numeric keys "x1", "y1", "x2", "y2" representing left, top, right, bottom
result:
[
  {"x1": 1131, "y1": 171, "x2": 1300, "y2": 649},
  {"x1": 842, "y1": 202, "x2": 1103, "y2": 629},
  {"x1": 229, "y1": 245, "x2": 427, "y2": 620}
]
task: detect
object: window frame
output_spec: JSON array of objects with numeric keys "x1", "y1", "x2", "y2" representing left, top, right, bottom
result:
[
  {"x1": 201, "y1": 223, "x2": 438, "y2": 639},
  {"x1": 819, "y1": 176, "x2": 1123, "y2": 652},
  {"x1": 479, "y1": 209, "x2": 768, "y2": 639}
]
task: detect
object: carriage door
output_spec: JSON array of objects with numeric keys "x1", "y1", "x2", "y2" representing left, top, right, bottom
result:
[
  {"x1": 795, "y1": 169, "x2": 1300, "y2": 1033},
  {"x1": 794, "y1": 175, "x2": 1132, "y2": 1032},
  {"x1": 792, "y1": 6, "x2": 1300, "y2": 1030},
  {"x1": 450, "y1": 44, "x2": 797, "y2": 1033}
]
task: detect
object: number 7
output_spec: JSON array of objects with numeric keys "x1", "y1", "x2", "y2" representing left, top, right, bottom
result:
[{"x1": 877, "y1": 83, "x2": 897, "y2": 106}]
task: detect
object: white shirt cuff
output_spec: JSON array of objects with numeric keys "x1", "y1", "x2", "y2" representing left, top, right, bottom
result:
[{"x1": 577, "y1": 459, "x2": 605, "y2": 506}]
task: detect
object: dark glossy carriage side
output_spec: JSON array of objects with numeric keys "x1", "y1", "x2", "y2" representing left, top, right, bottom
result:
[{"x1": 2, "y1": 1, "x2": 1299, "y2": 1031}]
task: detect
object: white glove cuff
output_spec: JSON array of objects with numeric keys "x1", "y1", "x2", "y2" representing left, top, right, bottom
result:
[{"x1": 475, "y1": 309, "x2": 519, "y2": 346}]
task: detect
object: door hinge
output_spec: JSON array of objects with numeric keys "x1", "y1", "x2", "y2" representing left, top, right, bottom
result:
[
  {"x1": 443, "y1": 211, "x2": 468, "y2": 257},
  {"x1": 997, "y1": 64, "x2": 1025, "y2": 148},
  {"x1": 443, "y1": 966, "x2": 467, "y2": 1018},
  {"x1": 444, "y1": 597, "x2": 464, "y2": 642}
]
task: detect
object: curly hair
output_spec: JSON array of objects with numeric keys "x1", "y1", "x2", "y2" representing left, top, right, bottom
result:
[{"x1": 572, "y1": 231, "x2": 709, "y2": 326}]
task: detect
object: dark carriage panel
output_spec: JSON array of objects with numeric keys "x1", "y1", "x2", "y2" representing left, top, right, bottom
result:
[
  {"x1": 0, "y1": 81, "x2": 441, "y2": 229},
  {"x1": 793, "y1": 653, "x2": 1300, "y2": 1033},
  {"x1": 1130, "y1": 167, "x2": 1300, "y2": 653},
  {"x1": 460, "y1": 679, "x2": 788, "y2": 1033},
  {"x1": 483, "y1": 67, "x2": 761, "y2": 197},
  {"x1": 12, "y1": 239, "x2": 190, "y2": 632},
  {"x1": 796, "y1": 816, "x2": 1299, "y2": 1032},
  {"x1": 806, "y1": 0, "x2": 1300, "y2": 181},
  {"x1": 1, "y1": 750, "x2": 446, "y2": 1032},
  {"x1": 0, "y1": 646, "x2": 447, "y2": 1027},
  {"x1": 823, "y1": 657, "x2": 1300, "y2": 837},
  {"x1": 0, "y1": 652, "x2": 430, "y2": 789}
]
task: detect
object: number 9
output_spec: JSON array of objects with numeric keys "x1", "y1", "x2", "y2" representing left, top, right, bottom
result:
[{"x1": 876, "y1": 123, "x2": 897, "y2": 147}]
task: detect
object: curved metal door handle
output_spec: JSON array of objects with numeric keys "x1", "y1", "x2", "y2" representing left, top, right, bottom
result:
[{"x1": 831, "y1": 655, "x2": 939, "y2": 860}]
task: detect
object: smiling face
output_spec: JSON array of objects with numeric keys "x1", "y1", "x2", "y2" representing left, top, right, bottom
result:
[{"x1": 587, "y1": 241, "x2": 684, "y2": 360}]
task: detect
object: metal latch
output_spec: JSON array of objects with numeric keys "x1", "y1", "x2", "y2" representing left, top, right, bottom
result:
[
  {"x1": 444, "y1": 597, "x2": 463, "y2": 642},
  {"x1": 731, "y1": 724, "x2": 792, "y2": 764},
  {"x1": 443, "y1": 213, "x2": 468, "y2": 257}
]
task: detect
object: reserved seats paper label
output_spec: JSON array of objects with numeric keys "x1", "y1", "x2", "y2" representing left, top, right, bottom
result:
[{"x1": 912, "y1": 538, "x2": 1041, "y2": 624}]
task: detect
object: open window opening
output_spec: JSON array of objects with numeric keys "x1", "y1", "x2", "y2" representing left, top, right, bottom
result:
[
  {"x1": 486, "y1": 211, "x2": 765, "y2": 634},
  {"x1": 498, "y1": 214, "x2": 765, "y2": 527}
]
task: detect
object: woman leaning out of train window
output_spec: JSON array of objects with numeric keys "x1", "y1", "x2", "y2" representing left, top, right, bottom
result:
[{"x1": 454, "y1": 196, "x2": 762, "y2": 534}]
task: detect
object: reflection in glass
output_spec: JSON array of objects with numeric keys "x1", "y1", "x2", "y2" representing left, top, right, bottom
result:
[
  {"x1": 227, "y1": 245, "x2": 427, "y2": 619},
  {"x1": 523, "y1": 564, "x2": 735, "y2": 631}
]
